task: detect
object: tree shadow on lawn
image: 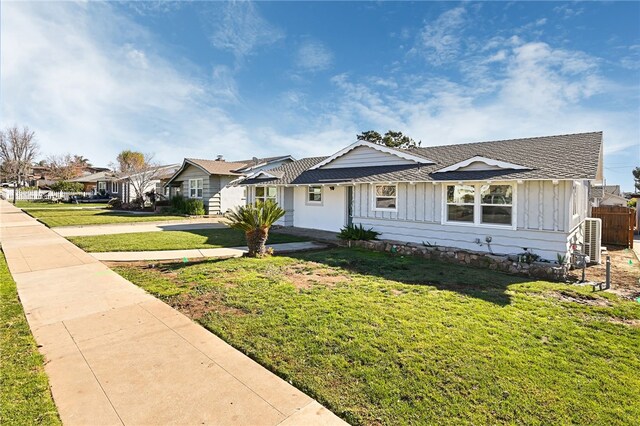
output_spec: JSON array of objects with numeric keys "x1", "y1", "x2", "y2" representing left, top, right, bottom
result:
[{"x1": 286, "y1": 248, "x2": 532, "y2": 306}]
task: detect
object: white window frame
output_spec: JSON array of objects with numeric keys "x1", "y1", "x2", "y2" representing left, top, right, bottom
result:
[
  {"x1": 442, "y1": 182, "x2": 517, "y2": 229},
  {"x1": 445, "y1": 184, "x2": 476, "y2": 224},
  {"x1": 97, "y1": 181, "x2": 107, "y2": 192},
  {"x1": 189, "y1": 179, "x2": 203, "y2": 198},
  {"x1": 307, "y1": 186, "x2": 323, "y2": 205},
  {"x1": 111, "y1": 181, "x2": 118, "y2": 193},
  {"x1": 372, "y1": 184, "x2": 398, "y2": 212},
  {"x1": 255, "y1": 186, "x2": 277, "y2": 203}
]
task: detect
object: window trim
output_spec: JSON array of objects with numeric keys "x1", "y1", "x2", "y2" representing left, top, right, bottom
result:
[
  {"x1": 188, "y1": 178, "x2": 203, "y2": 199},
  {"x1": 442, "y1": 182, "x2": 517, "y2": 229},
  {"x1": 111, "y1": 181, "x2": 118, "y2": 193},
  {"x1": 97, "y1": 181, "x2": 107, "y2": 192},
  {"x1": 372, "y1": 184, "x2": 398, "y2": 212},
  {"x1": 445, "y1": 183, "x2": 476, "y2": 224},
  {"x1": 306, "y1": 185, "x2": 323, "y2": 205}
]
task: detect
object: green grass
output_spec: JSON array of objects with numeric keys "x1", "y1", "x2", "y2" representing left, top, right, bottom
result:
[
  {"x1": 69, "y1": 228, "x2": 310, "y2": 252},
  {"x1": 115, "y1": 248, "x2": 640, "y2": 425},
  {"x1": 0, "y1": 253, "x2": 61, "y2": 425},
  {"x1": 26, "y1": 209, "x2": 186, "y2": 227},
  {"x1": 14, "y1": 201, "x2": 110, "y2": 209}
]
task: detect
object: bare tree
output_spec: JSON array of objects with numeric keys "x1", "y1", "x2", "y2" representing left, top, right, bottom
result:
[
  {"x1": 113, "y1": 150, "x2": 159, "y2": 209},
  {"x1": 47, "y1": 153, "x2": 86, "y2": 180},
  {"x1": 0, "y1": 125, "x2": 39, "y2": 203}
]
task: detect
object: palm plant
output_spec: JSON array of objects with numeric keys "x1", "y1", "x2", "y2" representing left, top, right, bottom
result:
[{"x1": 226, "y1": 200, "x2": 285, "y2": 257}]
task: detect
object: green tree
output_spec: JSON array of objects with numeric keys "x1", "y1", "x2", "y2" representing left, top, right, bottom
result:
[
  {"x1": 226, "y1": 200, "x2": 285, "y2": 257},
  {"x1": 357, "y1": 130, "x2": 421, "y2": 149},
  {"x1": 633, "y1": 166, "x2": 640, "y2": 193}
]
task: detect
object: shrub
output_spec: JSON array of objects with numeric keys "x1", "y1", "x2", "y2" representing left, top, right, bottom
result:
[
  {"x1": 108, "y1": 198, "x2": 122, "y2": 209},
  {"x1": 337, "y1": 224, "x2": 380, "y2": 241},
  {"x1": 170, "y1": 194, "x2": 186, "y2": 212},
  {"x1": 184, "y1": 199, "x2": 205, "y2": 215},
  {"x1": 226, "y1": 200, "x2": 286, "y2": 257},
  {"x1": 50, "y1": 181, "x2": 84, "y2": 192}
]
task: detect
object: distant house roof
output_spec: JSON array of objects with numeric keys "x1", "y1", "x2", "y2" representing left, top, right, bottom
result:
[
  {"x1": 240, "y1": 132, "x2": 603, "y2": 186},
  {"x1": 69, "y1": 171, "x2": 118, "y2": 183}
]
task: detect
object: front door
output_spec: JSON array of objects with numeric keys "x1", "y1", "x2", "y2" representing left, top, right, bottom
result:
[{"x1": 346, "y1": 186, "x2": 354, "y2": 226}]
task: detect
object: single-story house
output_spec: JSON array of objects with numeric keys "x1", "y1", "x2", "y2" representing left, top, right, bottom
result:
[
  {"x1": 165, "y1": 155, "x2": 294, "y2": 214},
  {"x1": 591, "y1": 184, "x2": 629, "y2": 207},
  {"x1": 240, "y1": 132, "x2": 604, "y2": 261},
  {"x1": 69, "y1": 171, "x2": 119, "y2": 194},
  {"x1": 69, "y1": 165, "x2": 179, "y2": 203}
]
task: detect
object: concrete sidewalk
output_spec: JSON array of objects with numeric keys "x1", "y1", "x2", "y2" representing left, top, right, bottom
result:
[
  {"x1": 54, "y1": 220, "x2": 227, "y2": 237},
  {"x1": 0, "y1": 200, "x2": 345, "y2": 425},
  {"x1": 91, "y1": 241, "x2": 328, "y2": 262}
]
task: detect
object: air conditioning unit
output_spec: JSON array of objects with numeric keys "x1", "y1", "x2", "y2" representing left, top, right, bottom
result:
[{"x1": 582, "y1": 218, "x2": 602, "y2": 264}]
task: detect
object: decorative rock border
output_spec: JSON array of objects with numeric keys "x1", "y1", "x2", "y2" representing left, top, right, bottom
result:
[{"x1": 348, "y1": 239, "x2": 569, "y2": 282}]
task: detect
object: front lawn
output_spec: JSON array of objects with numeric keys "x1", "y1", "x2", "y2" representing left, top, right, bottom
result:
[
  {"x1": 115, "y1": 248, "x2": 640, "y2": 425},
  {"x1": 69, "y1": 228, "x2": 309, "y2": 252},
  {"x1": 0, "y1": 253, "x2": 61, "y2": 425},
  {"x1": 15, "y1": 201, "x2": 110, "y2": 209},
  {"x1": 26, "y1": 209, "x2": 186, "y2": 227}
]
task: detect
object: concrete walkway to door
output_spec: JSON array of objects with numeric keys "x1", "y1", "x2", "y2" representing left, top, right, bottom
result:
[{"x1": 0, "y1": 200, "x2": 345, "y2": 425}]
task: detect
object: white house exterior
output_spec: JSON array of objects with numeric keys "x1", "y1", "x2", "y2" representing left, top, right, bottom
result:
[{"x1": 241, "y1": 132, "x2": 604, "y2": 261}]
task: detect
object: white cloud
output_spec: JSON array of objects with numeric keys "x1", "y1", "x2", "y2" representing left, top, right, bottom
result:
[
  {"x1": 206, "y1": 1, "x2": 284, "y2": 63},
  {"x1": 210, "y1": 65, "x2": 240, "y2": 103},
  {"x1": 295, "y1": 40, "x2": 333, "y2": 72},
  {"x1": 413, "y1": 7, "x2": 467, "y2": 65}
]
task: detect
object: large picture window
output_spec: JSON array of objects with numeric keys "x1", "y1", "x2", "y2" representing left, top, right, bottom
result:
[
  {"x1": 445, "y1": 183, "x2": 514, "y2": 227},
  {"x1": 189, "y1": 179, "x2": 203, "y2": 198},
  {"x1": 446, "y1": 184, "x2": 475, "y2": 222},
  {"x1": 255, "y1": 186, "x2": 277, "y2": 203},
  {"x1": 97, "y1": 181, "x2": 107, "y2": 193},
  {"x1": 308, "y1": 186, "x2": 322, "y2": 203},
  {"x1": 480, "y1": 184, "x2": 512, "y2": 224},
  {"x1": 374, "y1": 184, "x2": 397, "y2": 211}
]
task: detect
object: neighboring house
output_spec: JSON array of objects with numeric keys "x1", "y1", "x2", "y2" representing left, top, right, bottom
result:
[
  {"x1": 69, "y1": 171, "x2": 119, "y2": 194},
  {"x1": 117, "y1": 164, "x2": 180, "y2": 204},
  {"x1": 165, "y1": 155, "x2": 294, "y2": 214},
  {"x1": 240, "y1": 132, "x2": 604, "y2": 261},
  {"x1": 591, "y1": 184, "x2": 628, "y2": 207}
]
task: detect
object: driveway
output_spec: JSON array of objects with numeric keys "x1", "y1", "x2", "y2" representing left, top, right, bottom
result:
[{"x1": 0, "y1": 200, "x2": 345, "y2": 425}]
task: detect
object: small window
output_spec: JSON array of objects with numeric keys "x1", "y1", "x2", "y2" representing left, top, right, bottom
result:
[
  {"x1": 189, "y1": 179, "x2": 203, "y2": 198},
  {"x1": 308, "y1": 186, "x2": 322, "y2": 203},
  {"x1": 480, "y1": 184, "x2": 512, "y2": 225},
  {"x1": 255, "y1": 186, "x2": 277, "y2": 203},
  {"x1": 97, "y1": 181, "x2": 107, "y2": 192},
  {"x1": 446, "y1": 185, "x2": 475, "y2": 222},
  {"x1": 111, "y1": 182, "x2": 118, "y2": 193},
  {"x1": 374, "y1": 184, "x2": 397, "y2": 211}
]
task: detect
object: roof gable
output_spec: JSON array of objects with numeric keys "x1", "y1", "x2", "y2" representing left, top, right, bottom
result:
[
  {"x1": 310, "y1": 141, "x2": 434, "y2": 170},
  {"x1": 436, "y1": 156, "x2": 529, "y2": 173}
]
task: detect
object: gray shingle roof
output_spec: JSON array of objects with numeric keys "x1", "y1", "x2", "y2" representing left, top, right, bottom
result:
[{"x1": 240, "y1": 132, "x2": 603, "y2": 185}]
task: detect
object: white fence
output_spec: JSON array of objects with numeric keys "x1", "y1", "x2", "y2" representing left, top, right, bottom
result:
[{"x1": 0, "y1": 189, "x2": 92, "y2": 201}]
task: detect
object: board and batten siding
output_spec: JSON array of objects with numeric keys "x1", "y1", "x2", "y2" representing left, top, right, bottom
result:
[
  {"x1": 321, "y1": 146, "x2": 416, "y2": 169},
  {"x1": 352, "y1": 180, "x2": 575, "y2": 260}
]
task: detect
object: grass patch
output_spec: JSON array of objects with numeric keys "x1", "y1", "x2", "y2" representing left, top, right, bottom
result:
[
  {"x1": 115, "y1": 248, "x2": 640, "y2": 425},
  {"x1": 69, "y1": 228, "x2": 310, "y2": 252},
  {"x1": 0, "y1": 252, "x2": 61, "y2": 425},
  {"x1": 26, "y1": 209, "x2": 186, "y2": 227},
  {"x1": 14, "y1": 201, "x2": 111, "y2": 210}
]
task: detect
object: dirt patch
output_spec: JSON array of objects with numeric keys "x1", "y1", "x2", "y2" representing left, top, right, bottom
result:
[
  {"x1": 567, "y1": 247, "x2": 640, "y2": 299},
  {"x1": 608, "y1": 317, "x2": 640, "y2": 327},
  {"x1": 172, "y1": 292, "x2": 246, "y2": 320},
  {"x1": 546, "y1": 290, "x2": 613, "y2": 307},
  {"x1": 282, "y1": 263, "x2": 350, "y2": 290}
]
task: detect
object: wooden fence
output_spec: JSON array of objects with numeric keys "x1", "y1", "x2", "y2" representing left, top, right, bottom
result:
[
  {"x1": 591, "y1": 206, "x2": 636, "y2": 248},
  {"x1": 0, "y1": 189, "x2": 91, "y2": 201}
]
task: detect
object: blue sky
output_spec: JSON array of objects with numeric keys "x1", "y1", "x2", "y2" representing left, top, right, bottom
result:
[{"x1": 2, "y1": 1, "x2": 639, "y2": 190}]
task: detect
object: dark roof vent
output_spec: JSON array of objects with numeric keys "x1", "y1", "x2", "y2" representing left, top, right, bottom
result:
[{"x1": 216, "y1": 155, "x2": 224, "y2": 162}]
